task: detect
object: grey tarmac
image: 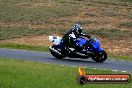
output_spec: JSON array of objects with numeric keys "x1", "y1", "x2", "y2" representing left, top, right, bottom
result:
[{"x1": 0, "y1": 48, "x2": 132, "y2": 72}]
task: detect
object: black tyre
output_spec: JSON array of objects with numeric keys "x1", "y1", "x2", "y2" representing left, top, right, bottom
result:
[
  {"x1": 90, "y1": 50, "x2": 107, "y2": 63},
  {"x1": 49, "y1": 45, "x2": 65, "y2": 59}
]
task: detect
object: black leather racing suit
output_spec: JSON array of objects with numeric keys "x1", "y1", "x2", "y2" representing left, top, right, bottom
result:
[{"x1": 61, "y1": 29, "x2": 91, "y2": 50}]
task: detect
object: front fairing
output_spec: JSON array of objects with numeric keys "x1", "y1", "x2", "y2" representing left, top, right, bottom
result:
[
  {"x1": 89, "y1": 39, "x2": 100, "y2": 49},
  {"x1": 89, "y1": 38, "x2": 103, "y2": 52},
  {"x1": 76, "y1": 37, "x2": 88, "y2": 46}
]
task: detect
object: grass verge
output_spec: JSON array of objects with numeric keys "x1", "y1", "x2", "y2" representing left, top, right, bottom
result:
[
  {"x1": 0, "y1": 58, "x2": 131, "y2": 88},
  {"x1": 119, "y1": 22, "x2": 132, "y2": 28},
  {"x1": 0, "y1": 27, "x2": 66, "y2": 40},
  {"x1": 108, "y1": 54, "x2": 132, "y2": 61},
  {"x1": 0, "y1": 27, "x2": 132, "y2": 40},
  {"x1": 0, "y1": 43, "x2": 49, "y2": 52},
  {"x1": 0, "y1": 43, "x2": 132, "y2": 61}
]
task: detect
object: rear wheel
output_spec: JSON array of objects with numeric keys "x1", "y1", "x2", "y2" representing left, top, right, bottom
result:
[
  {"x1": 49, "y1": 45, "x2": 65, "y2": 59},
  {"x1": 90, "y1": 50, "x2": 107, "y2": 63}
]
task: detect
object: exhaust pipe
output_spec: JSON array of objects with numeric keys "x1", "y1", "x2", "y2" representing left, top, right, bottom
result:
[{"x1": 49, "y1": 46, "x2": 62, "y2": 56}]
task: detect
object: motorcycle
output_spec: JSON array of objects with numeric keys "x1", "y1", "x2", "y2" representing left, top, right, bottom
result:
[{"x1": 48, "y1": 36, "x2": 107, "y2": 62}]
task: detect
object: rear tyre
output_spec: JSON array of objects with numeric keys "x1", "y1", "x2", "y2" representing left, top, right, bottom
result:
[
  {"x1": 90, "y1": 50, "x2": 107, "y2": 63},
  {"x1": 49, "y1": 45, "x2": 65, "y2": 59}
]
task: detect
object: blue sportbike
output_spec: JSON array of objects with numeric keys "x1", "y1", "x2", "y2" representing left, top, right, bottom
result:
[{"x1": 49, "y1": 36, "x2": 107, "y2": 62}]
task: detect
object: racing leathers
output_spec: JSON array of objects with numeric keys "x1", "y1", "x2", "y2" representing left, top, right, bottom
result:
[{"x1": 61, "y1": 29, "x2": 91, "y2": 52}]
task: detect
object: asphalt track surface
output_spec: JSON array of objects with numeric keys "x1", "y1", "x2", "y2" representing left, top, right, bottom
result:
[{"x1": 0, "y1": 48, "x2": 132, "y2": 72}]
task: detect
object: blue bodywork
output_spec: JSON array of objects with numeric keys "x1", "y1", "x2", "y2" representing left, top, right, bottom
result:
[
  {"x1": 76, "y1": 37, "x2": 103, "y2": 52},
  {"x1": 57, "y1": 37, "x2": 103, "y2": 52}
]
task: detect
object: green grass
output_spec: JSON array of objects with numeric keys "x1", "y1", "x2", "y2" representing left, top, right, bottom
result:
[
  {"x1": 0, "y1": 0, "x2": 131, "y2": 23},
  {"x1": 0, "y1": 26, "x2": 132, "y2": 40},
  {"x1": 108, "y1": 54, "x2": 132, "y2": 61},
  {"x1": 102, "y1": 11, "x2": 124, "y2": 17},
  {"x1": 121, "y1": 0, "x2": 132, "y2": 3},
  {"x1": 0, "y1": 43, "x2": 49, "y2": 52},
  {"x1": 85, "y1": 29, "x2": 132, "y2": 40},
  {"x1": 0, "y1": 27, "x2": 45, "y2": 40},
  {"x1": 119, "y1": 22, "x2": 132, "y2": 28},
  {"x1": 0, "y1": 0, "x2": 131, "y2": 40},
  {"x1": 0, "y1": 0, "x2": 80, "y2": 22},
  {"x1": 0, "y1": 59, "x2": 131, "y2": 88},
  {"x1": 0, "y1": 27, "x2": 66, "y2": 40}
]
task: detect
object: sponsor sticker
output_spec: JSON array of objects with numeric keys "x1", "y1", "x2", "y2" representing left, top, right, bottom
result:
[{"x1": 76, "y1": 67, "x2": 131, "y2": 84}]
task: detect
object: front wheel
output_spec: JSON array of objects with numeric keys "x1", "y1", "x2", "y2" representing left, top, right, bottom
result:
[{"x1": 90, "y1": 50, "x2": 107, "y2": 63}]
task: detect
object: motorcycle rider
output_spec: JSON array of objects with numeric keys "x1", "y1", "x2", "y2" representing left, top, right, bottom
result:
[{"x1": 61, "y1": 24, "x2": 91, "y2": 52}]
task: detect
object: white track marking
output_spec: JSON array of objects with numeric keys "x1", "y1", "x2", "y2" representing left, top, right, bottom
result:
[
  {"x1": 71, "y1": 66, "x2": 77, "y2": 68},
  {"x1": 121, "y1": 71, "x2": 127, "y2": 73},
  {"x1": 92, "y1": 68, "x2": 97, "y2": 69},
  {"x1": 83, "y1": 67, "x2": 87, "y2": 68},
  {"x1": 60, "y1": 65, "x2": 64, "y2": 66},
  {"x1": 69, "y1": 66, "x2": 128, "y2": 73},
  {"x1": 102, "y1": 69, "x2": 107, "y2": 70},
  {"x1": 112, "y1": 70, "x2": 118, "y2": 72}
]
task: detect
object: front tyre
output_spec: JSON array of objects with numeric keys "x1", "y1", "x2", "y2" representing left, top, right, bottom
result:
[
  {"x1": 90, "y1": 50, "x2": 107, "y2": 63},
  {"x1": 49, "y1": 45, "x2": 65, "y2": 59}
]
